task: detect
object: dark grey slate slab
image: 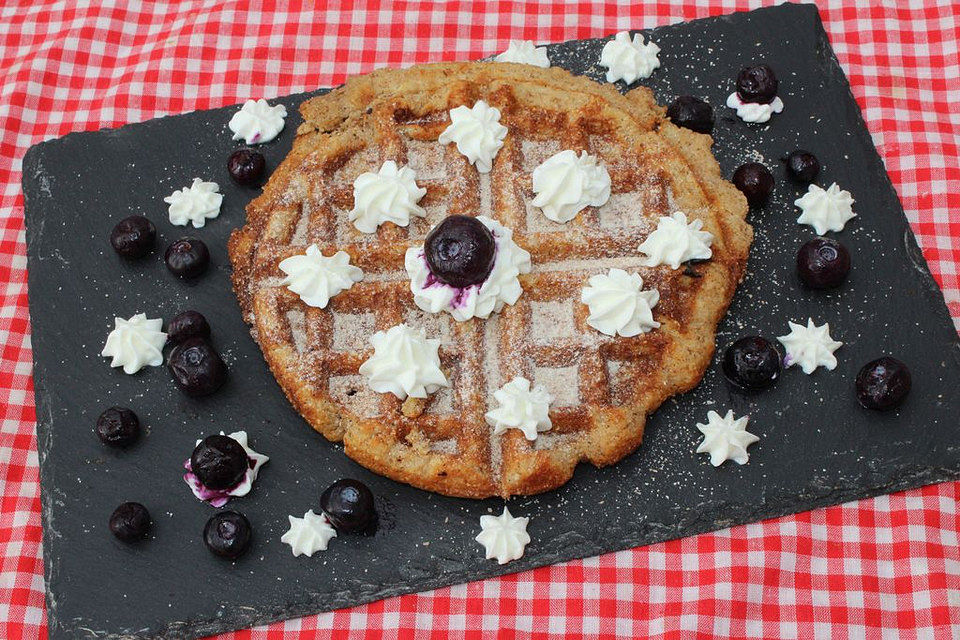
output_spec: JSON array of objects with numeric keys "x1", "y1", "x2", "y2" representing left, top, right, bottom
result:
[{"x1": 22, "y1": 4, "x2": 960, "y2": 638}]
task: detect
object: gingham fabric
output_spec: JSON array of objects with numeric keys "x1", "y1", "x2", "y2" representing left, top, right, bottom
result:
[{"x1": 1, "y1": 1, "x2": 958, "y2": 638}]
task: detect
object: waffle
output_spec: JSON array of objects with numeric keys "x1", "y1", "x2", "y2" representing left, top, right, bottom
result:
[{"x1": 228, "y1": 62, "x2": 752, "y2": 498}]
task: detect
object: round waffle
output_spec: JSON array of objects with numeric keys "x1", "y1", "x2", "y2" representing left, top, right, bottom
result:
[{"x1": 228, "y1": 62, "x2": 751, "y2": 498}]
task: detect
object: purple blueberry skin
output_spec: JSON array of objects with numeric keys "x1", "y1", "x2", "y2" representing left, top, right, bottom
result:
[
  {"x1": 796, "y1": 237, "x2": 851, "y2": 289},
  {"x1": 96, "y1": 406, "x2": 140, "y2": 447},
  {"x1": 722, "y1": 336, "x2": 782, "y2": 392},
  {"x1": 227, "y1": 148, "x2": 266, "y2": 186},
  {"x1": 666, "y1": 96, "x2": 714, "y2": 134},
  {"x1": 204, "y1": 510, "x2": 251, "y2": 559},
  {"x1": 167, "y1": 310, "x2": 211, "y2": 344},
  {"x1": 191, "y1": 434, "x2": 248, "y2": 490},
  {"x1": 320, "y1": 479, "x2": 377, "y2": 533},
  {"x1": 109, "y1": 502, "x2": 151, "y2": 542},
  {"x1": 786, "y1": 150, "x2": 821, "y2": 183},
  {"x1": 110, "y1": 215, "x2": 156, "y2": 258},
  {"x1": 167, "y1": 337, "x2": 227, "y2": 397},
  {"x1": 736, "y1": 64, "x2": 779, "y2": 104},
  {"x1": 856, "y1": 357, "x2": 912, "y2": 410},
  {"x1": 165, "y1": 237, "x2": 210, "y2": 279},
  {"x1": 424, "y1": 215, "x2": 496, "y2": 288},
  {"x1": 732, "y1": 163, "x2": 774, "y2": 207}
]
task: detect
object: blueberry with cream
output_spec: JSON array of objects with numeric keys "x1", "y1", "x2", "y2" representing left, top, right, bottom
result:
[
  {"x1": 726, "y1": 64, "x2": 784, "y2": 124},
  {"x1": 183, "y1": 431, "x2": 269, "y2": 507},
  {"x1": 406, "y1": 215, "x2": 531, "y2": 322}
]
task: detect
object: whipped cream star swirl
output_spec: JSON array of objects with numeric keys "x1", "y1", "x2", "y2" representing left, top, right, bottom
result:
[
  {"x1": 725, "y1": 92, "x2": 784, "y2": 124},
  {"x1": 183, "y1": 430, "x2": 269, "y2": 507},
  {"x1": 485, "y1": 377, "x2": 553, "y2": 441},
  {"x1": 228, "y1": 98, "x2": 287, "y2": 144},
  {"x1": 101, "y1": 313, "x2": 167, "y2": 374},
  {"x1": 437, "y1": 101, "x2": 508, "y2": 173},
  {"x1": 164, "y1": 178, "x2": 223, "y2": 228},
  {"x1": 581, "y1": 268, "x2": 660, "y2": 337},
  {"x1": 777, "y1": 318, "x2": 843, "y2": 374},
  {"x1": 794, "y1": 182, "x2": 856, "y2": 234},
  {"x1": 281, "y1": 510, "x2": 337, "y2": 557},
  {"x1": 278, "y1": 245, "x2": 363, "y2": 309},
  {"x1": 696, "y1": 410, "x2": 759, "y2": 467},
  {"x1": 349, "y1": 160, "x2": 427, "y2": 233},
  {"x1": 358, "y1": 323, "x2": 449, "y2": 400},
  {"x1": 531, "y1": 150, "x2": 611, "y2": 223},
  {"x1": 495, "y1": 40, "x2": 550, "y2": 68},
  {"x1": 599, "y1": 31, "x2": 661, "y2": 84},
  {"x1": 405, "y1": 216, "x2": 531, "y2": 322},
  {"x1": 475, "y1": 506, "x2": 531, "y2": 565},
  {"x1": 638, "y1": 211, "x2": 714, "y2": 269}
]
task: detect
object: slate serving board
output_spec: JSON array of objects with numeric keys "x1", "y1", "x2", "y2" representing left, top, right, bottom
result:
[{"x1": 22, "y1": 4, "x2": 960, "y2": 638}]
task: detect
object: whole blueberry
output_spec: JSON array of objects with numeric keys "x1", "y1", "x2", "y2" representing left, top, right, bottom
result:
[
  {"x1": 204, "y1": 510, "x2": 251, "y2": 559},
  {"x1": 168, "y1": 337, "x2": 227, "y2": 397},
  {"x1": 722, "y1": 336, "x2": 782, "y2": 391},
  {"x1": 424, "y1": 215, "x2": 496, "y2": 288},
  {"x1": 165, "y1": 237, "x2": 209, "y2": 279},
  {"x1": 96, "y1": 406, "x2": 140, "y2": 447},
  {"x1": 109, "y1": 502, "x2": 151, "y2": 542},
  {"x1": 191, "y1": 434, "x2": 248, "y2": 490},
  {"x1": 736, "y1": 64, "x2": 779, "y2": 104},
  {"x1": 227, "y1": 148, "x2": 266, "y2": 186},
  {"x1": 320, "y1": 479, "x2": 377, "y2": 533},
  {"x1": 110, "y1": 215, "x2": 156, "y2": 258},
  {"x1": 856, "y1": 357, "x2": 911, "y2": 410},
  {"x1": 732, "y1": 163, "x2": 774, "y2": 207},
  {"x1": 785, "y1": 150, "x2": 821, "y2": 183},
  {"x1": 167, "y1": 310, "x2": 211, "y2": 344},
  {"x1": 796, "y1": 237, "x2": 851, "y2": 289},
  {"x1": 666, "y1": 96, "x2": 714, "y2": 134}
]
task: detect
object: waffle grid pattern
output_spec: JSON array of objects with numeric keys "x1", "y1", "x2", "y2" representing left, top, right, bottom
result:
[{"x1": 1, "y1": 1, "x2": 958, "y2": 637}]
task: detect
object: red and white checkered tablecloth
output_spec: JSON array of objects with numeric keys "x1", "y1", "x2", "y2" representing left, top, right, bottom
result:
[{"x1": 1, "y1": 1, "x2": 958, "y2": 638}]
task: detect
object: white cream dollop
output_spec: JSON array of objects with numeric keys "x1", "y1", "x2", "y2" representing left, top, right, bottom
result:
[
  {"x1": 405, "y1": 216, "x2": 531, "y2": 322},
  {"x1": 164, "y1": 178, "x2": 223, "y2": 228},
  {"x1": 599, "y1": 31, "x2": 661, "y2": 84},
  {"x1": 638, "y1": 211, "x2": 714, "y2": 269},
  {"x1": 476, "y1": 506, "x2": 531, "y2": 565},
  {"x1": 725, "y1": 92, "x2": 784, "y2": 124},
  {"x1": 531, "y1": 150, "x2": 611, "y2": 223},
  {"x1": 278, "y1": 245, "x2": 363, "y2": 309},
  {"x1": 777, "y1": 318, "x2": 843, "y2": 375},
  {"x1": 349, "y1": 160, "x2": 427, "y2": 233},
  {"x1": 281, "y1": 510, "x2": 337, "y2": 557},
  {"x1": 358, "y1": 323, "x2": 449, "y2": 400},
  {"x1": 485, "y1": 377, "x2": 553, "y2": 441},
  {"x1": 696, "y1": 410, "x2": 759, "y2": 467},
  {"x1": 438, "y1": 101, "x2": 508, "y2": 173},
  {"x1": 228, "y1": 98, "x2": 287, "y2": 144},
  {"x1": 795, "y1": 182, "x2": 856, "y2": 234},
  {"x1": 101, "y1": 313, "x2": 167, "y2": 374},
  {"x1": 581, "y1": 268, "x2": 660, "y2": 337},
  {"x1": 495, "y1": 40, "x2": 550, "y2": 68},
  {"x1": 183, "y1": 430, "x2": 269, "y2": 507}
]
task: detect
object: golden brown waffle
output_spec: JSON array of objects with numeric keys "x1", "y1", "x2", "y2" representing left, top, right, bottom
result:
[{"x1": 229, "y1": 62, "x2": 751, "y2": 498}]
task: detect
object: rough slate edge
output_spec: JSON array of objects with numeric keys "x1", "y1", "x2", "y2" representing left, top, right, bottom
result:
[{"x1": 20, "y1": 4, "x2": 960, "y2": 639}]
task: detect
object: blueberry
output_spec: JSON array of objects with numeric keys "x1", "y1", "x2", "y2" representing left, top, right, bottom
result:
[
  {"x1": 736, "y1": 64, "x2": 779, "y2": 104},
  {"x1": 204, "y1": 510, "x2": 251, "y2": 559},
  {"x1": 110, "y1": 215, "x2": 156, "y2": 258},
  {"x1": 856, "y1": 357, "x2": 911, "y2": 410},
  {"x1": 320, "y1": 479, "x2": 377, "y2": 533},
  {"x1": 168, "y1": 337, "x2": 227, "y2": 397},
  {"x1": 732, "y1": 163, "x2": 774, "y2": 207},
  {"x1": 167, "y1": 310, "x2": 211, "y2": 344},
  {"x1": 109, "y1": 502, "x2": 151, "y2": 542},
  {"x1": 796, "y1": 237, "x2": 851, "y2": 289},
  {"x1": 666, "y1": 96, "x2": 714, "y2": 134},
  {"x1": 424, "y1": 215, "x2": 496, "y2": 288},
  {"x1": 722, "y1": 336, "x2": 782, "y2": 391},
  {"x1": 191, "y1": 434, "x2": 248, "y2": 490},
  {"x1": 785, "y1": 150, "x2": 821, "y2": 183},
  {"x1": 227, "y1": 148, "x2": 266, "y2": 186},
  {"x1": 165, "y1": 237, "x2": 210, "y2": 279},
  {"x1": 95, "y1": 406, "x2": 140, "y2": 447}
]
